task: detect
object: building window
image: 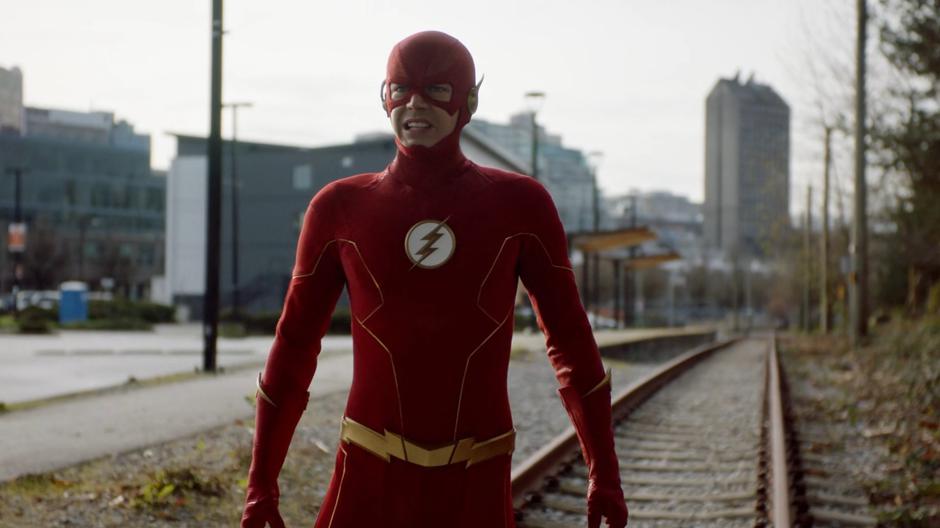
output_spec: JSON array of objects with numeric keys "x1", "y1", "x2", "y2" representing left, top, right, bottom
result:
[
  {"x1": 65, "y1": 180, "x2": 77, "y2": 206},
  {"x1": 293, "y1": 164, "x2": 313, "y2": 190},
  {"x1": 146, "y1": 188, "x2": 163, "y2": 211},
  {"x1": 91, "y1": 183, "x2": 110, "y2": 207}
]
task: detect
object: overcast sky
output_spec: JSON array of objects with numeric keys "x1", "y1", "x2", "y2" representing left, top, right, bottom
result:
[{"x1": 2, "y1": 0, "x2": 859, "y2": 209}]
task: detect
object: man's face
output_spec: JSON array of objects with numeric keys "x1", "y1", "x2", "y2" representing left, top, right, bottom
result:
[{"x1": 388, "y1": 82, "x2": 459, "y2": 148}]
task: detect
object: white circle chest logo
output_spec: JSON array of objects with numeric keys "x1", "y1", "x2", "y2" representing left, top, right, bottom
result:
[{"x1": 405, "y1": 219, "x2": 456, "y2": 269}]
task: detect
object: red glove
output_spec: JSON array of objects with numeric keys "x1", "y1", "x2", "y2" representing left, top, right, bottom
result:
[
  {"x1": 241, "y1": 375, "x2": 309, "y2": 528},
  {"x1": 558, "y1": 372, "x2": 629, "y2": 528}
]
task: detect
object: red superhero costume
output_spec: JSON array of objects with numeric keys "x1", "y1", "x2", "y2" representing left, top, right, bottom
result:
[{"x1": 242, "y1": 31, "x2": 628, "y2": 528}]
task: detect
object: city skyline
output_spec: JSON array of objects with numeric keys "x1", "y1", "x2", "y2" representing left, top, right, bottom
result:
[{"x1": 2, "y1": 0, "x2": 852, "y2": 210}]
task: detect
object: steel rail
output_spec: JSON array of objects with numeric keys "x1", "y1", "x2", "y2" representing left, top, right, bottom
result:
[
  {"x1": 510, "y1": 338, "x2": 738, "y2": 510},
  {"x1": 767, "y1": 332, "x2": 792, "y2": 526}
]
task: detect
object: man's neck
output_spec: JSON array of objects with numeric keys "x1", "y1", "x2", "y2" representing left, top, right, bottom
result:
[{"x1": 387, "y1": 132, "x2": 468, "y2": 189}]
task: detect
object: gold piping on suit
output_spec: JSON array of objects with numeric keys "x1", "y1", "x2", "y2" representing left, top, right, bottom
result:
[
  {"x1": 584, "y1": 368, "x2": 612, "y2": 396},
  {"x1": 325, "y1": 445, "x2": 348, "y2": 528},
  {"x1": 356, "y1": 317, "x2": 407, "y2": 447},
  {"x1": 255, "y1": 373, "x2": 277, "y2": 407},
  {"x1": 477, "y1": 232, "x2": 574, "y2": 324},
  {"x1": 451, "y1": 311, "x2": 511, "y2": 443},
  {"x1": 292, "y1": 239, "x2": 385, "y2": 323},
  {"x1": 458, "y1": 231, "x2": 575, "y2": 442}
]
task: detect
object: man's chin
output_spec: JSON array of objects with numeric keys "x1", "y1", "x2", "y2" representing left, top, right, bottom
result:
[{"x1": 400, "y1": 138, "x2": 440, "y2": 148}]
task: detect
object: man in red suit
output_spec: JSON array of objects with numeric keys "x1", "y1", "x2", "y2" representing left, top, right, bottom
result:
[{"x1": 241, "y1": 31, "x2": 628, "y2": 528}]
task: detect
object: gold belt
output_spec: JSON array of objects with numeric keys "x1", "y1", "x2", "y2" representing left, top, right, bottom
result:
[{"x1": 339, "y1": 416, "x2": 515, "y2": 468}]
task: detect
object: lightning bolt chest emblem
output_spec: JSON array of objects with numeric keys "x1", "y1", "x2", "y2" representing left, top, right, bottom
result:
[{"x1": 404, "y1": 218, "x2": 456, "y2": 270}]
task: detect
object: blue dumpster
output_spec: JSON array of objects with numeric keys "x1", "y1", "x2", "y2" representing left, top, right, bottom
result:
[{"x1": 59, "y1": 281, "x2": 89, "y2": 324}]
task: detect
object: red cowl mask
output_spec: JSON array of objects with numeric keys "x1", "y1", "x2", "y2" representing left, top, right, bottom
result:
[{"x1": 383, "y1": 31, "x2": 478, "y2": 173}]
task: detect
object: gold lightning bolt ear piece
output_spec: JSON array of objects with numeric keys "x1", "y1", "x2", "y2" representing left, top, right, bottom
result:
[
  {"x1": 380, "y1": 80, "x2": 389, "y2": 113},
  {"x1": 467, "y1": 75, "x2": 484, "y2": 116}
]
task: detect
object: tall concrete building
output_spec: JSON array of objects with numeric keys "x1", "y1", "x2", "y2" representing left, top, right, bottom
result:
[
  {"x1": 0, "y1": 65, "x2": 23, "y2": 133},
  {"x1": 704, "y1": 74, "x2": 790, "y2": 256}
]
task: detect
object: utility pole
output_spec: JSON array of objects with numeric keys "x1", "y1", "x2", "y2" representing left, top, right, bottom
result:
[
  {"x1": 5, "y1": 167, "x2": 26, "y2": 317},
  {"x1": 203, "y1": 0, "x2": 224, "y2": 373},
  {"x1": 803, "y1": 185, "x2": 813, "y2": 332},
  {"x1": 820, "y1": 126, "x2": 832, "y2": 333},
  {"x1": 850, "y1": 0, "x2": 869, "y2": 344},
  {"x1": 223, "y1": 101, "x2": 252, "y2": 321}
]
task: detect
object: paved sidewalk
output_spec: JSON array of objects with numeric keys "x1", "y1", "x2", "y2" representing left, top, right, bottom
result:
[
  {"x1": 0, "y1": 352, "x2": 353, "y2": 482},
  {"x1": 0, "y1": 328, "x2": 352, "y2": 404}
]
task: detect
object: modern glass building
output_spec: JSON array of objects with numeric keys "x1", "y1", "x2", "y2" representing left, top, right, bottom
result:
[{"x1": 0, "y1": 108, "x2": 164, "y2": 298}]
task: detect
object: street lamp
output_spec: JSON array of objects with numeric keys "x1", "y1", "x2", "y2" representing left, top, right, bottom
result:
[
  {"x1": 585, "y1": 151, "x2": 604, "y2": 322},
  {"x1": 587, "y1": 151, "x2": 603, "y2": 232},
  {"x1": 523, "y1": 91, "x2": 545, "y2": 329},
  {"x1": 524, "y1": 91, "x2": 546, "y2": 181},
  {"x1": 222, "y1": 101, "x2": 253, "y2": 320}
]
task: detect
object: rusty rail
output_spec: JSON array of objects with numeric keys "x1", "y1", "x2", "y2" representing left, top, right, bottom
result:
[{"x1": 509, "y1": 338, "x2": 737, "y2": 510}]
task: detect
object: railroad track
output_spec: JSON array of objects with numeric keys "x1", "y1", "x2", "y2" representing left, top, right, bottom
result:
[{"x1": 510, "y1": 335, "x2": 858, "y2": 527}]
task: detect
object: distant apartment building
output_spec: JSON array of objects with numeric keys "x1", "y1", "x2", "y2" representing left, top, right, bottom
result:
[
  {"x1": 161, "y1": 127, "x2": 527, "y2": 317},
  {"x1": 704, "y1": 74, "x2": 790, "y2": 256},
  {"x1": 467, "y1": 113, "x2": 600, "y2": 233},
  {"x1": 0, "y1": 65, "x2": 23, "y2": 133},
  {"x1": 0, "y1": 103, "x2": 163, "y2": 297}
]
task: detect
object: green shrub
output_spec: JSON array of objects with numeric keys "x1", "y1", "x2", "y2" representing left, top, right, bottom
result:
[
  {"x1": 61, "y1": 318, "x2": 151, "y2": 331},
  {"x1": 218, "y1": 308, "x2": 352, "y2": 335},
  {"x1": 133, "y1": 301, "x2": 175, "y2": 323},
  {"x1": 17, "y1": 307, "x2": 54, "y2": 334},
  {"x1": 927, "y1": 282, "x2": 940, "y2": 315},
  {"x1": 219, "y1": 321, "x2": 248, "y2": 338},
  {"x1": 238, "y1": 312, "x2": 281, "y2": 335},
  {"x1": 88, "y1": 300, "x2": 173, "y2": 323}
]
